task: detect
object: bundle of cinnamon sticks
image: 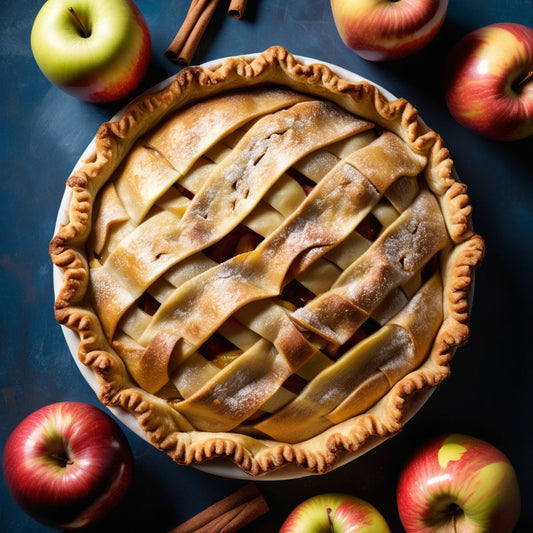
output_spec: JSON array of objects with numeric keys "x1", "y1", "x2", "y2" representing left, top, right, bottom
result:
[
  {"x1": 165, "y1": 0, "x2": 249, "y2": 66},
  {"x1": 168, "y1": 483, "x2": 269, "y2": 533}
]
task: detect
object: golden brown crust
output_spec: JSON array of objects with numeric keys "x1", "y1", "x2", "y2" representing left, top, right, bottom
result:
[{"x1": 50, "y1": 46, "x2": 484, "y2": 476}]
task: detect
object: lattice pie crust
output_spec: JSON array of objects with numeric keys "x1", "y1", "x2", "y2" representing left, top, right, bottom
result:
[{"x1": 51, "y1": 47, "x2": 484, "y2": 476}]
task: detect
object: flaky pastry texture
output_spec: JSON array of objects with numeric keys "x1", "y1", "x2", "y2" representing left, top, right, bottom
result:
[{"x1": 50, "y1": 47, "x2": 484, "y2": 476}]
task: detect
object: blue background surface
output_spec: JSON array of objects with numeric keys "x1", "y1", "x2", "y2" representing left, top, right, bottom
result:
[{"x1": 1, "y1": 1, "x2": 532, "y2": 531}]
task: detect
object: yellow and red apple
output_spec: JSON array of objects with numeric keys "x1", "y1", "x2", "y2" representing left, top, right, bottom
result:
[
  {"x1": 445, "y1": 23, "x2": 533, "y2": 141},
  {"x1": 396, "y1": 433, "x2": 521, "y2": 533},
  {"x1": 30, "y1": 0, "x2": 151, "y2": 103},
  {"x1": 279, "y1": 493, "x2": 391, "y2": 532},
  {"x1": 330, "y1": 0, "x2": 448, "y2": 61}
]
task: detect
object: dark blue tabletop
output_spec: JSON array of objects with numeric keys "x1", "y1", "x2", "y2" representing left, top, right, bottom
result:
[{"x1": 1, "y1": 1, "x2": 532, "y2": 531}]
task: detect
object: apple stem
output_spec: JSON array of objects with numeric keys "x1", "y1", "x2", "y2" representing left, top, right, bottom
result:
[
  {"x1": 326, "y1": 507, "x2": 335, "y2": 533},
  {"x1": 449, "y1": 505, "x2": 462, "y2": 533},
  {"x1": 51, "y1": 452, "x2": 74, "y2": 467},
  {"x1": 68, "y1": 7, "x2": 90, "y2": 38},
  {"x1": 514, "y1": 70, "x2": 533, "y2": 93}
]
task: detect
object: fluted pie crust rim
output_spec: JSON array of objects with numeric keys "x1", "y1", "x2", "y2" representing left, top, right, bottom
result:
[{"x1": 50, "y1": 47, "x2": 484, "y2": 476}]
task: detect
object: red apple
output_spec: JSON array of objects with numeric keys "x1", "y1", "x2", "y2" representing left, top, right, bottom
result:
[
  {"x1": 30, "y1": 0, "x2": 151, "y2": 103},
  {"x1": 279, "y1": 493, "x2": 391, "y2": 532},
  {"x1": 330, "y1": 0, "x2": 448, "y2": 61},
  {"x1": 3, "y1": 401, "x2": 134, "y2": 530},
  {"x1": 445, "y1": 23, "x2": 533, "y2": 140},
  {"x1": 396, "y1": 433, "x2": 521, "y2": 533}
]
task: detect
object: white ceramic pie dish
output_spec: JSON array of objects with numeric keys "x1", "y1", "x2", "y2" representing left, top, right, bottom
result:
[{"x1": 53, "y1": 53, "x2": 436, "y2": 480}]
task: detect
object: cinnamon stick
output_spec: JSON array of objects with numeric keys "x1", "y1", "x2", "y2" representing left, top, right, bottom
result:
[
  {"x1": 228, "y1": 0, "x2": 248, "y2": 18},
  {"x1": 169, "y1": 483, "x2": 269, "y2": 533},
  {"x1": 165, "y1": 0, "x2": 219, "y2": 66}
]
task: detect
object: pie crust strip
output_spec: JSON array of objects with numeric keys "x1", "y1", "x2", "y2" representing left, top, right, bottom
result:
[
  {"x1": 131, "y1": 135, "x2": 432, "y2": 399},
  {"x1": 254, "y1": 272, "x2": 443, "y2": 442},
  {"x1": 291, "y1": 188, "x2": 450, "y2": 345},
  {"x1": 90, "y1": 99, "x2": 373, "y2": 343}
]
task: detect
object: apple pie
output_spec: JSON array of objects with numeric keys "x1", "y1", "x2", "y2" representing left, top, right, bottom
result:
[{"x1": 51, "y1": 47, "x2": 484, "y2": 476}]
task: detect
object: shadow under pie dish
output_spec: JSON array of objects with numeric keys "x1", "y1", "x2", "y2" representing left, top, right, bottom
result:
[{"x1": 50, "y1": 46, "x2": 485, "y2": 477}]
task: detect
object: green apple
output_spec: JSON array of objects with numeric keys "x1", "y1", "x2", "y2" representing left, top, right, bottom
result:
[
  {"x1": 279, "y1": 493, "x2": 391, "y2": 532},
  {"x1": 30, "y1": 0, "x2": 151, "y2": 103}
]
